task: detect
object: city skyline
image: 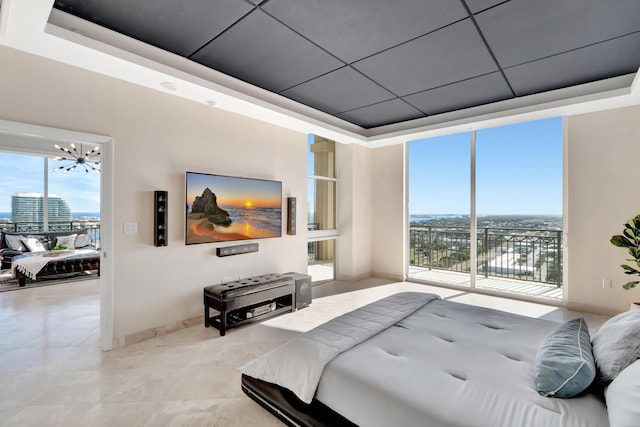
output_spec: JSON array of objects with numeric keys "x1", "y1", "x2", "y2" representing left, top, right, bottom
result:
[
  {"x1": 409, "y1": 117, "x2": 562, "y2": 216},
  {"x1": 0, "y1": 151, "x2": 100, "y2": 213}
]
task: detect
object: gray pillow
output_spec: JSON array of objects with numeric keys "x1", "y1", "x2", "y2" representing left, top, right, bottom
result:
[
  {"x1": 592, "y1": 310, "x2": 640, "y2": 382},
  {"x1": 535, "y1": 317, "x2": 596, "y2": 398},
  {"x1": 605, "y1": 359, "x2": 640, "y2": 427},
  {"x1": 4, "y1": 234, "x2": 26, "y2": 251}
]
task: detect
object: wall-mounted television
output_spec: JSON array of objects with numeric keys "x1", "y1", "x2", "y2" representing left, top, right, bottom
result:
[{"x1": 185, "y1": 171, "x2": 282, "y2": 245}]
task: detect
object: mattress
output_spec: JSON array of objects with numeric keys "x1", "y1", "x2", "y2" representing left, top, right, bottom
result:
[
  {"x1": 241, "y1": 292, "x2": 609, "y2": 427},
  {"x1": 315, "y1": 298, "x2": 608, "y2": 427}
]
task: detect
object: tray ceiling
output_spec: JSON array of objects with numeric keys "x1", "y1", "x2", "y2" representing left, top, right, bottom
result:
[{"x1": 52, "y1": 0, "x2": 640, "y2": 129}]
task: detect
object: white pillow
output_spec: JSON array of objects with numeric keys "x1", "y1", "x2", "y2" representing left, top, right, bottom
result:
[
  {"x1": 5, "y1": 234, "x2": 26, "y2": 251},
  {"x1": 74, "y1": 234, "x2": 92, "y2": 248},
  {"x1": 55, "y1": 234, "x2": 77, "y2": 249},
  {"x1": 605, "y1": 359, "x2": 640, "y2": 427},
  {"x1": 592, "y1": 310, "x2": 640, "y2": 382},
  {"x1": 20, "y1": 237, "x2": 46, "y2": 253}
]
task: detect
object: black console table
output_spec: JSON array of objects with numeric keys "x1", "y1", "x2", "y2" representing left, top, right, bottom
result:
[{"x1": 203, "y1": 274, "x2": 295, "y2": 336}]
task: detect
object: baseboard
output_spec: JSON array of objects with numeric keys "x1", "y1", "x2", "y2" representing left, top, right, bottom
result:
[
  {"x1": 565, "y1": 301, "x2": 621, "y2": 317},
  {"x1": 113, "y1": 314, "x2": 203, "y2": 349},
  {"x1": 334, "y1": 272, "x2": 372, "y2": 282}
]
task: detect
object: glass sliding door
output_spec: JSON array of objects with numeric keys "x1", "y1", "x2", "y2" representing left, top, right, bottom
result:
[
  {"x1": 408, "y1": 132, "x2": 471, "y2": 286},
  {"x1": 408, "y1": 117, "x2": 563, "y2": 300},
  {"x1": 475, "y1": 118, "x2": 562, "y2": 298}
]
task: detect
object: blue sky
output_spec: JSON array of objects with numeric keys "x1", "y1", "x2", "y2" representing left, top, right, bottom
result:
[
  {"x1": 409, "y1": 117, "x2": 562, "y2": 215},
  {"x1": 0, "y1": 151, "x2": 101, "y2": 213}
]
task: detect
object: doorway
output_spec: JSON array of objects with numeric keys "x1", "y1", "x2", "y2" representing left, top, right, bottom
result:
[{"x1": 0, "y1": 118, "x2": 114, "y2": 350}]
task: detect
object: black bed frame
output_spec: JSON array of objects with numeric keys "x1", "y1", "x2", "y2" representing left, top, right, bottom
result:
[{"x1": 241, "y1": 374, "x2": 357, "y2": 427}]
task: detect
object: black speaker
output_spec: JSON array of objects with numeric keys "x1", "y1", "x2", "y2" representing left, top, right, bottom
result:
[
  {"x1": 284, "y1": 272, "x2": 311, "y2": 309},
  {"x1": 154, "y1": 191, "x2": 167, "y2": 246},
  {"x1": 287, "y1": 197, "x2": 296, "y2": 235},
  {"x1": 216, "y1": 243, "x2": 259, "y2": 257}
]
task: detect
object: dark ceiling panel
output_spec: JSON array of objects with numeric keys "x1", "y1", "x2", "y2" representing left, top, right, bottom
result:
[
  {"x1": 337, "y1": 99, "x2": 425, "y2": 128},
  {"x1": 263, "y1": 0, "x2": 469, "y2": 63},
  {"x1": 464, "y1": 0, "x2": 509, "y2": 14},
  {"x1": 505, "y1": 32, "x2": 640, "y2": 97},
  {"x1": 191, "y1": 10, "x2": 343, "y2": 93},
  {"x1": 404, "y1": 72, "x2": 512, "y2": 115},
  {"x1": 52, "y1": 0, "x2": 640, "y2": 129},
  {"x1": 53, "y1": 0, "x2": 254, "y2": 57},
  {"x1": 353, "y1": 19, "x2": 498, "y2": 97},
  {"x1": 476, "y1": 0, "x2": 640, "y2": 68},
  {"x1": 280, "y1": 67, "x2": 396, "y2": 115}
]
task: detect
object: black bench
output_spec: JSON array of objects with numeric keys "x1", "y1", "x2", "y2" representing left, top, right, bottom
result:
[{"x1": 204, "y1": 274, "x2": 295, "y2": 336}]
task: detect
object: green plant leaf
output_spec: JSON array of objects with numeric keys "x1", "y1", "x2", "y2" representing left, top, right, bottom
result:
[
  {"x1": 611, "y1": 235, "x2": 635, "y2": 248},
  {"x1": 633, "y1": 216, "x2": 640, "y2": 229},
  {"x1": 629, "y1": 248, "x2": 640, "y2": 260},
  {"x1": 622, "y1": 264, "x2": 640, "y2": 275},
  {"x1": 623, "y1": 281, "x2": 639, "y2": 290},
  {"x1": 624, "y1": 228, "x2": 638, "y2": 242}
]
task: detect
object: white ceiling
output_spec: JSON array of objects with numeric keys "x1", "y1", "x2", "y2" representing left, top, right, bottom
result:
[{"x1": 1, "y1": 0, "x2": 639, "y2": 147}]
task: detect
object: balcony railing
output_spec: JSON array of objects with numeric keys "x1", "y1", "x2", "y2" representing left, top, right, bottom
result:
[
  {"x1": 0, "y1": 221, "x2": 101, "y2": 248},
  {"x1": 409, "y1": 226, "x2": 563, "y2": 286}
]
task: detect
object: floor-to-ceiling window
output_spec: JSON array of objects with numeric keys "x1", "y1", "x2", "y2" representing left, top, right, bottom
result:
[
  {"x1": 0, "y1": 149, "x2": 101, "y2": 248},
  {"x1": 409, "y1": 132, "x2": 471, "y2": 286},
  {"x1": 408, "y1": 117, "x2": 563, "y2": 300},
  {"x1": 307, "y1": 135, "x2": 337, "y2": 283}
]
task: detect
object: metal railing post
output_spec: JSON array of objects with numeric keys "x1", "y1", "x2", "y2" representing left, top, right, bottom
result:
[
  {"x1": 428, "y1": 226, "x2": 432, "y2": 271},
  {"x1": 483, "y1": 227, "x2": 488, "y2": 278},
  {"x1": 556, "y1": 230, "x2": 562, "y2": 287}
]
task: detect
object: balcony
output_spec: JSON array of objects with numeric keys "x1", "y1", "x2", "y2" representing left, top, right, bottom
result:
[
  {"x1": 409, "y1": 226, "x2": 563, "y2": 300},
  {"x1": 0, "y1": 221, "x2": 101, "y2": 248}
]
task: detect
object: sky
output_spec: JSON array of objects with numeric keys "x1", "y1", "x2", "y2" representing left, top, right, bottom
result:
[
  {"x1": 409, "y1": 117, "x2": 562, "y2": 216},
  {"x1": 186, "y1": 172, "x2": 282, "y2": 209},
  {"x1": 0, "y1": 151, "x2": 101, "y2": 213}
]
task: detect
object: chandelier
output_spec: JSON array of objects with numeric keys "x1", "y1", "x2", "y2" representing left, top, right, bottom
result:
[{"x1": 53, "y1": 143, "x2": 101, "y2": 174}]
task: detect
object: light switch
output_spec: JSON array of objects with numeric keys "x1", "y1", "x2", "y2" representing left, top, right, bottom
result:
[{"x1": 124, "y1": 222, "x2": 138, "y2": 235}]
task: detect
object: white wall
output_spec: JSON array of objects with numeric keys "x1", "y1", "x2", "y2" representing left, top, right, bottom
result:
[
  {"x1": 566, "y1": 104, "x2": 640, "y2": 314},
  {"x1": 0, "y1": 46, "x2": 308, "y2": 340},
  {"x1": 336, "y1": 143, "x2": 372, "y2": 280},
  {"x1": 370, "y1": 144, "x2": 406, "y2": 280}
]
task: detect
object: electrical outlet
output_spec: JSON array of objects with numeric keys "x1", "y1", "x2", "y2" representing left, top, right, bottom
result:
[{"x1": 602, "y1": 279, "x2": 612, "y2": 289}]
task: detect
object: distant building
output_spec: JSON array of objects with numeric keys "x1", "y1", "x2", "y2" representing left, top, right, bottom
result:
[{"x1": 11, "y1": 192, "x2": 72, "y2": 224}]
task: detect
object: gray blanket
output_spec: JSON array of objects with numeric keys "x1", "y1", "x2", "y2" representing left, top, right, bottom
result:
[{"x1": 240, "y1": 292, "x2": 440, "y2": 403}]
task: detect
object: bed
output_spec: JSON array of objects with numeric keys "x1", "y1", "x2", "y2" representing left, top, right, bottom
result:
[{"x1": 240, "y1": 292, "x2": 640, "y2": 427}]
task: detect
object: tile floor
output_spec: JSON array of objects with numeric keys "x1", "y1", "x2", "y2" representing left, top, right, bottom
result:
[{"x1": 0, "y1": 277, "x2": 611, "y2": 426}]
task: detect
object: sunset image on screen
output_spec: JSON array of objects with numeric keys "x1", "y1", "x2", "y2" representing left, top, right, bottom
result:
[{"x1": 186, "y1": 172, "x2": 282, "y2": 244}]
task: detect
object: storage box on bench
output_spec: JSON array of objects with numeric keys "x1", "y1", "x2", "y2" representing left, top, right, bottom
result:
[{"x1": 203, "y1": 274, "x2": 295, "y2": 336}]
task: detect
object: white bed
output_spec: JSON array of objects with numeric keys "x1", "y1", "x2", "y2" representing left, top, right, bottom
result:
[{"x1": 241, "y1": 292, "x2": 638, "y2": 427}]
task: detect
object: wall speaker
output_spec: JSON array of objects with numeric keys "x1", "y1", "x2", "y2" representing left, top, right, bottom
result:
[
  {"x1": 287, "y1": 197, "x2": 296, "y2": 235},
  {"x1": 154, "y1": 191, "x2": 168, "y2": 247},
  {"x1": 284, "y1": 272, "x2": 312, "y2": 309},
  {"x1": 216, "y1": 243, "x2": 259, "y2": 257}
]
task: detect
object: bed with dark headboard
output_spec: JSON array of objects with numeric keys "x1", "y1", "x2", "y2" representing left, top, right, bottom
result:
[{"x1": 240, "y1": 292, "x2": 640, "y2": 427}]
